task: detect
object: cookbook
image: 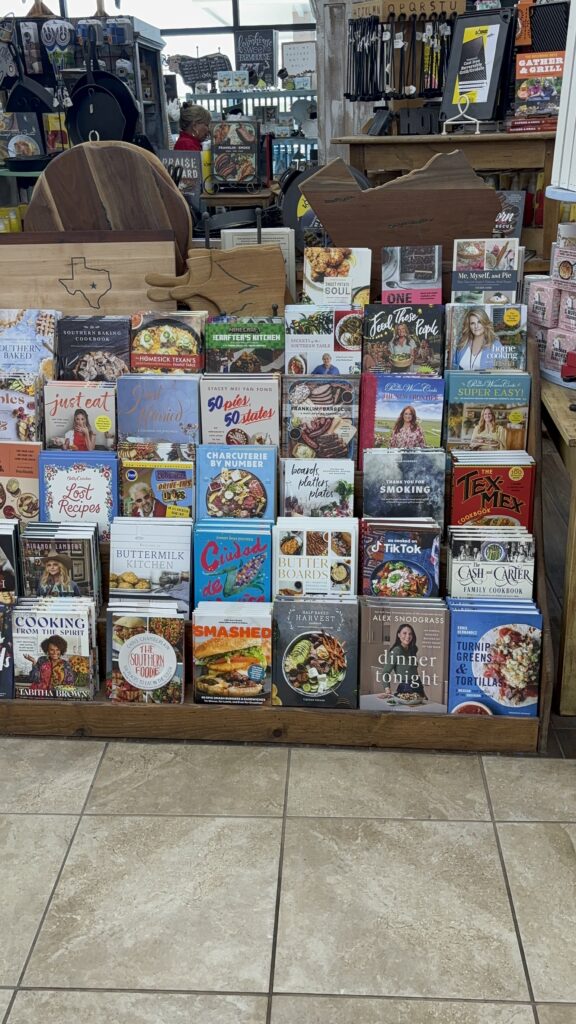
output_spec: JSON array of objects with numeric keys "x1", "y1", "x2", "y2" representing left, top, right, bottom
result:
[
  {"x1": 281, "y1": 376, "x2": 360, "y2": 461},
  {"x1": 452, "y1": 238, "x2": 519, "y2": 304},
  {"x1": 450, "y1": 452, "x2": 535, "y2": 531},
  {"x1": 380, "y1": 245, "x2": 442, "y2": 304},
  {"x1": 196, "y1": 445, "x2": 276, "y2": 522},
  {"x1": 130, "y1": 311, "x2": 207, "y2": 374},
  {"x1": 119, "y1": 456, "x2": 195, "y2": 519},
  {"x1": 273, "y1": 596, "x2": 359, "y2": 708},
  {"x1": 192, "y1": 601, "x2": 273, "y2": 705},
  {"x1": 105, "y1": 605, "x2": 185, "y2": 704},
  {"x1": 117, "y1": 374, "x2": 200, "y2": 445},
  {"x1": 447, "y1": 527, "x2": 535, "y2": 599},
  {"x1": 0, "y1": 442, "x2": 41, "y2": 525},
  {"x1": 360, "y1": 520, "x2": 441, "y2": 598},
  {"x1": 302, "y1": 247, "x2": 371, "y2": 307},
  {"x1": 194, "y1": 522, "x2": 272, "y2": 604},
  {"x1": 200, "y1": 374, "x2": 280, "y2": 446},
  {"x1": 445, "y1": 371, "x2": 530, "y2": 452},
  {"x1": 0, "y1": 374, "x2": 41, "y2": 442},
  {"x1": 57, "y1": 316, "x2": 131, "y2": 381},
  {"x1": 445, "y1": 304, "x2": 527, "y2": 371},
  {"x1": 362, "y1": 448, "x2": 445, "y2": 528},
  {"x1": 284, "y1": 305, "x2": 362, "y2": 376},
  {"x1": 0, "y1": 309, "x2": 59, "y2": 380},
  {"x1": 12, "y1": 600, "x2": 97, "y2": 700},
  {"x1": 39, "y1": 451, "x2": 118, "y2": 541},
  {"x1": 280, "y1": 458, "x2": 355, "y2": 518},
  {"x1": 359, "y1": 373, "x2": 444, "y2": 465},
  {"x1": 204, "y1": 316, "x2": 284, "y2": 374},
  {"x1": 43, "y1": 381, "x2": 116, "y2": 450},
  {"x1": 362, "y1": 304, "x2": 444, "y2": 375},
  {"x1": 273, "y1": 516, "x2": 358, "y2": 598}
]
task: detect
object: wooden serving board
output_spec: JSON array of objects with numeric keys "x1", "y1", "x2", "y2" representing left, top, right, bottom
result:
[
  {"x1": 24, "y1": 142, "x2": 192, "y2": 274},
  {"x1": 0, "y1": 232, "x2": 177, "y2": 314}
]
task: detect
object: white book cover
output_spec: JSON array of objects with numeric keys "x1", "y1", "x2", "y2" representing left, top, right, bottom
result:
[
  {"x1": 281, "y1": 459, "x2": 355, "y2": 517},
  {"x1": 109, "y1": 519, "x2": 192, "y2": 613},
  {"x1": 273, "y1": 516, "x2": 358, "y2": 598},
  {"x1": 200, "y1": 375, "x2": 280, "y2": 446}
]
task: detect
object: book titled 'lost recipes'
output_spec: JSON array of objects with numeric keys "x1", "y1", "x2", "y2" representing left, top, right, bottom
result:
[
  {"x1": 39, "y1": 451, "x2": 118, "y2": 540},
  {"x1": 273, "y1": 596, "x2": 359, "y2": 708}
]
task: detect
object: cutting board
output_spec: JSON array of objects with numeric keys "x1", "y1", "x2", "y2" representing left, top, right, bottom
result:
[
  {"x1": 146, "y1": 245, "x2": 287, "y2": 316},
  {"x1": 24, "y1": 142, "x2": 192, "y2": 274},
  {"x1": 0, "y1": 232, "x2": 177, "y2": 314}
]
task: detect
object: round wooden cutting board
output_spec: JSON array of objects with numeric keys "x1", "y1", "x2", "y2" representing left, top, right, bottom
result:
[{"x1": 24, "y1": 141, "x2": 192, "y2": 273}]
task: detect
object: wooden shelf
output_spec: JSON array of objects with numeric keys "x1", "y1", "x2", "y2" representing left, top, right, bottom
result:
[{"x1": 0, "y1": 699, "x2": 539, "y2": 751}]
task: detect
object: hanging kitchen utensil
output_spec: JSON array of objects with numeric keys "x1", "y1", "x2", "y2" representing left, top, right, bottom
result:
[
  {"x1": 70, "y1": 26, "x2": 139, "y2": 142},
  {"x1": 5, "y1": 41, "x2": 54, "y2": 113},
  {"x1": 67, "y1": 35, "x2": 126, "y2": 144}
]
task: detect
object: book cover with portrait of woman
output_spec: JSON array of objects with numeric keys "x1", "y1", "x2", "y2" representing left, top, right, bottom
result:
[
  {"x1": 445, "y1": 304, "x2": 527, "y2": 371},
  {"x1": 445, "y1": 371, "x2": 531, "y2": 452},
  {"x1": 358, "y1": 373, "x2": 444, "y2": 468}
]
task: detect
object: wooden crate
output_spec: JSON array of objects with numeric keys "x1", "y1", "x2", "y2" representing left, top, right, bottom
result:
[{"x1": 0, "y1": 232, "x2": 176, "y2": 314}]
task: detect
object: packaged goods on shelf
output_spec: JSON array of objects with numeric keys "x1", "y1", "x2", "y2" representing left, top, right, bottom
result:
[
  {"x1": 558, "y1": 290, "x2": 576, "y2": 333},
  {"x1": 526, "y1": 279, "x2": 561, "y2": 329}
]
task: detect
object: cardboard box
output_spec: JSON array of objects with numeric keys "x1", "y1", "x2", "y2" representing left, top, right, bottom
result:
[{"x1": 526, "y1": 278, "x2": 561, "y2": 328}]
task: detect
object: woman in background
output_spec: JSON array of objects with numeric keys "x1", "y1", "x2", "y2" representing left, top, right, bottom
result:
[{"x1": 174, "y1": 103, "x2": 211, "y2": 151}]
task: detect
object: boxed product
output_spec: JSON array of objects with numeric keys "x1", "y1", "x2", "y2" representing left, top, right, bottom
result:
[
  {"x1": 528, "y1": 322, "x2": 549, "y2": 365},
  {"x1": 273, "y1": 596, "x2": 359, "y2": 708},
  {"x1": 559, "y1": 290, "x2": 576, "y2": 333},
  {"x1": 544, "y1": 327, "x2": 576, "y2": 376},
  {"x1": 192, "y1": 601, "x2": 273, "y2": 704},
  {"x1": 551, "y1": 244, "x2": 576, "y2": 287},
  {"x1": 526, "y1": 278, "x2": 561, "y2": 328},
  {"x1": 359, "y1": 598, "x2": 449, "y2": 712}
]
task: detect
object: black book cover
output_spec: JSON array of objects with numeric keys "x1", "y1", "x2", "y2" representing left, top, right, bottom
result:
[{"x1": 58, "y1": 316, "x2": 131, "y2": 382}]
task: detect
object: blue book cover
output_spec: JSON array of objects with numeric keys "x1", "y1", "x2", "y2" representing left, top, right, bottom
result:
[
  {"x1": 361, "y1": 521, "x2": 441, "y2": 598},
  {"x1": 359, "y1": 373, "x2": 445, "y2": 464},
  {"x1": 446, "y1": 371, "x2": 531, "y2": 451},
  {"x1": 196, "y1": 445, "x2": 276, "y2": 522},
  {"x1": 117, "y1": 374, "x2": 200, "y2": 444},
  {"x1": 447, "y1": 600, "x2": 542, "y2": 716},
  {"x1": 194, "y1": 522, "x2": 272, "y2": 603},
  {"x1": 39, "y1": 451, "x2": 118, "y2": 541}
]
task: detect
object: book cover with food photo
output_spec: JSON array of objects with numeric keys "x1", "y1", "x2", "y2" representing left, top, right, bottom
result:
[
  {"x1": 447, "y1": 600, "x2": 542, "y2": 715},
  {"x1": 57, "y1": 316, "x2": 131, "y2": 382},
  {"x1": 204, "y1": 317, "x2": 285, "y2": 374},
  {"x1": 0, "y1": 309, "x2": 60, "y2": 380},
  {"x1": 362, "y1": 304, "x2": 444, "y2": 375},
  {"x1": 192, "y1": 602, "x2": 273, "y2": 704},
  {"x1": 200, "y1": 375, "x2": 280, "y2": 446},
  {"x1": 196, "y1": 445, "x2": 276, "y2": 522},
  {"x1": 360, "y1": 520, "x2": 441, "y2": 598},
  {"x1": 303, "y1": 247, "x2": 372, "y2": 307},
  {"x1": 363, "y1": 449, "x2": 445, "y2": 527},
  {"x1": 0, "y1": 375, "x2": 40, "y2": 442},
  {"x1": 105, "y1": 609, "x2": 185, "y2": 704},
  {"x1": 43, "y1": 381, "x2": 116, "y2": 451},
  {"x1": 445, "y1": 304, "x2": 527, "y2": 371},
  {"x1": 359, "y1": 374, "x2": 444, "y2": 466},
  {"x1": 281, "y1": 458, "x2": 355, "y2": 518},
  {"x1": 380, "y1": 245, "x2": 442, "y2": 304},
  {"x1": 39, "y1": 451, "x2": 118, "y2": 541},
  {"x1": 194, "y1": 522, "x2": 272, "y2": 604},
  {"x1": 119, "y1": 458, "x2": 195, "y2": 519},
  {"x1": 0, "y1": 442, "x2": 41, "y2": 525},
  {"x1": 211, "y1": 120, "x2": 259, "y2": 186},
  {"x1": 284, "y1": 305, "x2": 362, "y2": 376},
  {"x1": 281, "y1": 376, "x2": 360, "y2": 462},
  {"x1": 109, "y1": 518, "x2": 192, "y2": 613},
  {"x1": 359, "y1": 598, "x2": 449, "y2": 712},
  {"x1": 12, "y1": 602, "x2": 96, "y2": 700},
  {"x1": 130, "y1": 311, "x2": 207, "y2": 374},
  {"x1": 273, "y1": 516, "x2": 358, "y2": 598},
  {"x1": 272, "y1": 596, "x2": 359, "y2": 708},
  {"x1": 450, "y1": 455, "x2": 535, "y2": 530},
  {"x1": 451, "y1": 239, "x2": 519, "y2": 304},
  {"x1": 445, "y1": 371, "x2": 530, "y2": 452},
  {"x1": 117, "y1": 374, "x2": 200, "y2": 445}
]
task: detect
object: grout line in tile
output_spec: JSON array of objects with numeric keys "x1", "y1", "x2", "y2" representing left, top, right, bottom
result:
[
  {"x1": 266, "y1": 748, "x2": 291, "y2": 1024},
  {"x1": 479, "y1": 758, "x2": 537, "y2": 1008},
  {"x1": 1, "y1": 741, "x2": 110, "y2": 1024},
  {"x1": 16, "y1": 985, "x2": 269, "y2": 996},
  {"x1": 4, "y1": 810, "x2": 576, "y2": 823},
  {"x1": 269, "y1": 992, "x2": 536, "y2": 1004}
]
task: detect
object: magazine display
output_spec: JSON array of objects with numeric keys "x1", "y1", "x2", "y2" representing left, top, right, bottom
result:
[
  {"x1": 200, "y1": 375, "x2": 280, "y2": 446},
  {"x1": 44, "y1": 381, "x2": 116, "y2": 450},
  {"x1": 362, "y1": 304, "x2": 443, "y2": 375},
  {"x1": 359, "y1": 598, "x2": 449, "y2": 712},
  {"x1": 380, "y1": 245, "x2": 442, "y2": 304},
  {"x1": 192, "y1": 602, "x2": 273, "y2": 704},
  {"x1": 57, "y1": 316, "x2": 131, "y2": 381},
  {"x1": 281, "y1": 376, "x2": 360, "y2": 461},
  {"x1": 105, "y1": 603, "x2": 185, "y2": 703},
  {"x1": 284, "y1": 306, "x2": 362, "y2": 376},
  {"x1": 280, "y1": 459, "x2": 355, "y2": 518},
  {"x1": 273, "y1": 596, "x2": 359, "y2": 707},
  {"x1": 445, "y1": 304, "x2": 527, "y2": 371},
  {"x1": 194, "y1": 522, "x2": 272, "y2": 604},
  {"x1": 303, "y1": 247, "x2": 371, "y2": 307},
  {"x1": 273, "y1": 516, "x2": 358, "y2": 598},
  {"x1": 130, "y1": 311, "x2": 207, "y2": 374},
  {"x1": 196, "y1": 445, "x2": 276, "y2": 522},
  {"x1": 445, "y1": 371, "x2": 530, "y2": 452},
  {"x1": 204, "y1": 317, "x2": 284, "y2": 374}
]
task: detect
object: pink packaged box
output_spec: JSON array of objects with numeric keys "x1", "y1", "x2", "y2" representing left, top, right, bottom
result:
[
  {"x1": 551, "y1": 244, "x2": 576, "y2": 288},
  {"x1": 559, "y1": 290, "x2": 576, "y2": 332},
  {"x1": 544, "y1": 327, "x2": 576, "y2": 374},
  {"x1": 526, "y1": 277, "x2": 561, "y2": 328},
  {"x1": 528, "y1": 323, "x2": 550, "y2": 365}
]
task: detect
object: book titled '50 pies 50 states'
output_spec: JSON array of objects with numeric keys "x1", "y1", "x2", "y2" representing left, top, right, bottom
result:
[
  {"x1": 273, "y1": 596, "x2": 359, "y2": 708},
  {"x1": 281, "y1": 376, "x2": 360, "y2": 462},
  {"x1": 200, "y1": 375, "x2": 280, "y2": 447}
]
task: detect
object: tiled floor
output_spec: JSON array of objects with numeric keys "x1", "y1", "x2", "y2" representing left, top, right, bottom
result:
[{"x1": 0, "y1": 739, "x2": 575, "y2": 1023}]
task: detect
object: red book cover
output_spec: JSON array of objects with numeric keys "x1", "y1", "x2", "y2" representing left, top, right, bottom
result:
[
  {"x1": 450, "y1": 462, "x2": 534, "y2": 531},
  {"x1": 358, "y1": 372, "x2": 377, "y2": 468}
]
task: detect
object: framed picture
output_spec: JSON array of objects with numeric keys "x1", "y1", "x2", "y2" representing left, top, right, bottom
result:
[{"x1": 440, "y1": 11, "x2": 514, "y2": 124}]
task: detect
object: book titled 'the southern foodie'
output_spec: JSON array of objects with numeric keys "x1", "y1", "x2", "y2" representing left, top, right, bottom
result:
[
  {"x1": 284, "y1": 305, "x2": 362, "y2": 376},
  {"x1": 0, "y1": 441, "x2": 41, "y2": 525},
  {"x1": 361, "y1": 519, "x2": 441, "y2": 598},
  {"x1": 117, "y1": 374, "x2": 200, "y2": 445},
  {"x1": 193, "y1": 522, "x2": 272, "y2": 604},
  {"x1": 359, "y1": 598, "x2": 449, "y2": 712},
  {"x1": 447, "y1": 599, "x2": 542, "y2": 716},
  {"x1": 281, "y1": 458, "x2": 355, "y2": 518},
  {"x1": 445, "y1": 304, "x2": 528, "y2": 371},
  {"x1": 130, "y1": 311, "x2": 207, "y2": 374},
  {"x1": 362, "y1": 304, "x2": 444, "y2": 375},
  {"x1": 358, "y1": 374, "x2": 444, "y2": 465},
  {"x1": 109, "y1": 518, "x2": 193, "y2": 614},
  {"x1": 446, "y1": 371, "x2": 531, "y2": 452},
  {"x1": 57, "y1": 316, "x2": 131, "y2": 381},
  {"x1": 192, "y1": 602, "x2": 273, "y2": 705},
  {"x1": 362, "y1": 448, "x2": 446, "y2": 528},
  {"x1": 273, "y1": 596, "x2": 359, "y2": 708},
  {"x1": 119, "y1": 456, "x2": 195, "y2": 519},
  {"x1": 105, "y1": 605, "x2": 185, "y2": 704},
  {"x1": 380, "y1": 245, "x2": 442, "y2": 304},
  {"x1": 281, "y1": 376, "x2": 360, "y2": 461},
  {"x1": 452, "y1": 239, "x2": 519, "y2": 304},
  {"x1": 0, "y1": 309, "x2": 60, "y2": 379},
  {"x1": 12, "y1": 599, "x2": 97, "y2": 700},
  {"x1": 204, "y1": 316, "x2": 284, "y2": 374},
  {"x1": 450, "y1": 452, "x2": 536, "y2": 530},
  {"x1": 39, "y1": 451, "x2": 118, "y2": 541},
  {"x1": 273, "y1": 516, "x2": 358, "y2": 598},
  {"x1": 196, "y1": 445, "x2": 276, "y2": 522},
  {"x1": 303, "y1": 247, "x2": 371, "y2": 307},
  {"x1": 200, "y1": 374, "x2": 280, "y2": 446},
  {"x1": 43, "y1": 381, "x2": 116, "y2": 450}
]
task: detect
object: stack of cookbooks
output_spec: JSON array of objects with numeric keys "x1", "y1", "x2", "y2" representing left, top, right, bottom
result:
[
  {"x1": 0, "y1": 441, "x2": 41, "y2": 527},
  {"x1": 360, "y1": 519, "x2": 441, "y2": 599},
  {"x1": 280, "y1": 458, "x2": 355, "y2": 518},
  {"x1": 450, "y1": 451, "x2": 536, "y2": 531},
  {"x1": 20, "y1": 522, "x2": 101, "y2": 609},
  {"x1": 447, "y1": 598, "x2": 542, "y2": 716},
  {"x1": 361, "y1": 303, "x2": 444, "y2": 375},
  {"x1": 38, "y1": 450, "x2": 118, "y2": 541},
  {"x1": 0, "y1": 309, "x2": 60, "y2": 380},
  {"x1": 109, "y1": 517, "x2": 193, "y2": 615},
  {"x1": 445, "y1": 371, "x2": 530, "y2": 453},
  {"x1": 192, "y1": 601, "x2": 273, "y2": 705},
  {"x1": 204, "y1": 316, "x2": 284, "y2": 374},
  {"x1": 358, "y1": 374, "x2": 444, "y2": 466},
  {"x1": 12, "y1": 597, "x2": 98, "y2": 700},
  {"x1": 444, "y1": 304, "x2": 527, "y2": 371},
  {"x1": 196, "y1": 445, "x2": 276, "y2": 522},
  {"x1": 281, "y1": 376, "x2": 361, "y2": 462},
  {"x1": 105, "y1": 600, "x2": 185, "y2": 703},
  {"x1": 447, "y1": 527, "x2": 535, "y2": 600},
  {"x1": 359, "y1": 597, "x2": 449, "y2": 713},
  {"x1": 0, "y1": 602, "x2": 13, "y2": 698},
  {"x1": 273, "y1": 517, "x2": 358, "y2": 599}
]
